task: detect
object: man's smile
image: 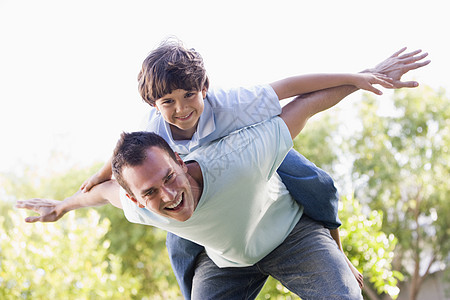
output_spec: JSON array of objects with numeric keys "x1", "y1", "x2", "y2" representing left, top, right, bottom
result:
[{"x1": 166, "y1": 193, "x2": 184, "y2": 210}]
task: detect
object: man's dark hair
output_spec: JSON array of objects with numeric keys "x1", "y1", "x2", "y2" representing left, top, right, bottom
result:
[{"x1": 112, "y1": 131, "x2": 178, "y2": 197}]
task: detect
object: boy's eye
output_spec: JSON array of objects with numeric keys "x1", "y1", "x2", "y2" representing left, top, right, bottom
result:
[
  {"x1": 162, "y1": 99, "x2": 174, "y2": 105},
  {"x1": 185, "y1": 92, "x2": 195, "y2": 98}
]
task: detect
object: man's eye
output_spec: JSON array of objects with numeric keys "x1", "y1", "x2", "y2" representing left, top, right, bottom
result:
[{"x1": 166, "y1": 173, "x2": 175, "y2": 183}]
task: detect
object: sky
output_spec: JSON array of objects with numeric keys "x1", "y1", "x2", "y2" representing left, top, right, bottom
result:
[{"x1": 0, "y1": 0, "x2": 449, "y2": 176}]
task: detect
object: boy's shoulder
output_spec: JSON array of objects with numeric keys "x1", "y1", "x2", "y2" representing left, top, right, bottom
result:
[{"x1": 206, "y1": 84, "x2": 275, "y2": 108}]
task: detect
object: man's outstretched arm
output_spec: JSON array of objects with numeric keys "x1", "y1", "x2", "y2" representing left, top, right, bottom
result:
[{"x1": 16, "y1": 179, "x2": 122, "y2": 223}]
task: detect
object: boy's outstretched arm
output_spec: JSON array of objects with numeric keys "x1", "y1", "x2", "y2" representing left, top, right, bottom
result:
[
  {"x1": 16, "y1": 180, "x2": 122, "y2": 223},
  {"x1": 80, "y1": 157, "x2": 113, "y2": 193},
  {"x1": 271, "y1": 47, "x2": 430, "y2": 100},
  {"x1": 280, "y1": 47, "x2": 430, "y2": 139},
  {"x1": 271, "y1": 73, "x2": 390, "y2": 100}
]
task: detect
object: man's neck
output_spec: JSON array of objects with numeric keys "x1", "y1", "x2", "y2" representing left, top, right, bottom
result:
[{"x1": 185, "y1": 161, "x2": 203, "y2": 202}]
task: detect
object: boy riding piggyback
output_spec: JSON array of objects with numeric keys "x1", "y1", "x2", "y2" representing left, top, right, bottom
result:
[{"x1": 81, "y1": 38, "x2": 401, "y2": 297}]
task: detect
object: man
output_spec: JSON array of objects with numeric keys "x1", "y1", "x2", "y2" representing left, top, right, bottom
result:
[{"x1": 18, "y1": 48, "x2": 430, "y2": 299}]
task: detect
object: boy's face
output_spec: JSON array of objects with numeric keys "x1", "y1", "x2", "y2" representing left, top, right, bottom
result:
[
  {"x1": 154, "y1": 88, "x2": 207, "y2": 138},
  {"x1": 124, "y1": 147, "x2": 199, "y2": 222}
]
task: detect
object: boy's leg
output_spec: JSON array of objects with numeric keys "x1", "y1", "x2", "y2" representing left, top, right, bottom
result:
[
  {"x1": 259, "y1": 215, "x2": 362, "y2": 299},
  {"x1": 277, "y1": 148, "x2": 341, "y2": 229},
  {"x1": 192, "y1": 251, "x2": 268, "y2": 300},
  {"x1": 166, "y1": 232, "x2": 204, "y2": 300}
]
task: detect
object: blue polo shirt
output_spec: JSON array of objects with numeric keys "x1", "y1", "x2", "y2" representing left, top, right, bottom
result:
[{"x1": 141, "y1": 84, "x2": 282, "y2": 155}]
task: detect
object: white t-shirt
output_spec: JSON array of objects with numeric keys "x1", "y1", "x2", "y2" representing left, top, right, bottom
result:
[{"x1": 120, "y1": 117, "x2": 304, "y2": 268}]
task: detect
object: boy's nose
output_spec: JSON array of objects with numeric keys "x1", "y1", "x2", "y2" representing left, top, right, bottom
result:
[{"x1": 175, "y1": 102, "x2": 187, "y2": 114}]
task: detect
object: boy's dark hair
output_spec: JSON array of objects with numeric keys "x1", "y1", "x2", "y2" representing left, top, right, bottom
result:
[
  {"x1": 138, "y1": 38, "x2": 209, "y2": 106},
  {"x1": 112, "y1": 131, "x2": 178, "y2": 198}
]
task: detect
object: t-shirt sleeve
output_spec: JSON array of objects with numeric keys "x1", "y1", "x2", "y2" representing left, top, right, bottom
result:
[{"x1": 205, "y1": 85, "x2": 282, "y2": 141}]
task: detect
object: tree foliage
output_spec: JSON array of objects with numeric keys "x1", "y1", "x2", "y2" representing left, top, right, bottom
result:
[
  {"x1": 349, "y1": 86, "x2": 450, "y2": 300},
  {"x1": 1, "y1": 165, "x2": 181, "y2": 299},
  {"x1": 0, "y1": 207, "x2": 141, "y2": 299}
]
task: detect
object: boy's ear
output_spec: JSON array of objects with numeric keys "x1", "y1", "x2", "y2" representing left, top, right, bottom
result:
[
  {"x1": 126, "y1": 194, "x2": 145, "y2": 208},
  {"x1": 202, "y1": 86, "x2": 208, "y2": 99}
]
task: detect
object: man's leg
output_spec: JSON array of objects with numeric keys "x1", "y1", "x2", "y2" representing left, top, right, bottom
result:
[
  {"x1": 277, "y1": 149, "x2": 364, "y2": 287},
  {"x1": 192, "y1": 252, "x2": 268, "y2": 300},
  {"x1": 258, "y1": 215, "x2": 362, "y2": 299},
  {"x1": 166, "y1": 233, "x2": 204, "y2": 299}
]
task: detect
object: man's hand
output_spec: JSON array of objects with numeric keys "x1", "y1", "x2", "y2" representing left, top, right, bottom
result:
[
  {"x1": 364, "y1": 47, "x2": 430, "y2": 88},
  {"x1": 16, "y1": 198, "x2": 66, "y2": 223}
]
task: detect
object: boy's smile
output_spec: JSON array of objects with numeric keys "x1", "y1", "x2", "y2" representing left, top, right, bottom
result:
[{"x1": 155, "y1": 88, "x2": 207, "y2": 140}]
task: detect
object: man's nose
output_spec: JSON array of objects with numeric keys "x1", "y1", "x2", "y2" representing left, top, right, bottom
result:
[{"x1": 160, "y1": 186, "x2": 176, "y2": 202}]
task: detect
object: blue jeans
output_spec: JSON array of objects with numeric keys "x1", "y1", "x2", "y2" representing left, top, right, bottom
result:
[
  {"x1": 166, "y1": 149, "x2": 341, "y2": 299},
  {"x1": 191, "y1": 216, "x2": 362, "y2": 299}
]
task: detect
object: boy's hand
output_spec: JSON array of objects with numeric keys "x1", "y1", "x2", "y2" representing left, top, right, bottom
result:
[
  {"x1": 353, "y1": 73, "x2": 394, "y2": 95},
  {"x1": 80, "y1": 170, "x2": 112, "y2": 193},
  {"x1": 16, "y1": 198, "x2": 65, "y2": 223},
  {"x1": 364, "y1": 47, "x2": 430, "y2": 88}
]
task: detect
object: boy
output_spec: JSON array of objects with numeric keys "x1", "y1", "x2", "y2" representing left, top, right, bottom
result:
[{"x1": 79, "y1": 38, "x2": 428, "y2": 297}]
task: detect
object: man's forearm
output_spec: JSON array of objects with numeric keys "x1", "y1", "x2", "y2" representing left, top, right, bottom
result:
[{"x1": 280, "y1": 85, "x2": 357, "y2": 139}]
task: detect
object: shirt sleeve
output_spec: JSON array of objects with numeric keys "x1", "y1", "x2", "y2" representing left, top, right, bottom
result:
[{"x1": 203, "y1": 85, "x2": 282, "y2": 142}]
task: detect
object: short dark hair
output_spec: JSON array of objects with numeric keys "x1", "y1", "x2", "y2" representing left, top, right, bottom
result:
[
  {"x1": 137, "y1": 37, "x2": 209, "y2": 106},
  {"x1": 112, "y1": 131, "x2": 178, "y2": 198}
]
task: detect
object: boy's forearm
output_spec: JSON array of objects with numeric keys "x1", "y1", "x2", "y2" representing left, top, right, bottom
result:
[
  {"x1": 62, "y1": 180, "x2": 122, "y2": 214},
  {"x1": 270, "y1": 73, "x2": 361, "y2": 101},
  {"x1": 280, "y1": 85, "x2": 357, "y2": 139}
]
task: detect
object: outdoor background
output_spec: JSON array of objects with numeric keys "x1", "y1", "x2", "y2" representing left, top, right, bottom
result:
[{"x1": 1, "y1": 1, "x2": 449, "y2": 299}]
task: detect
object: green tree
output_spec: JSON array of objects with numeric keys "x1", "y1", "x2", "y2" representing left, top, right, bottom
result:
[
  {"x1": 258, "y1": 113, "x2": 400, "y2": 299},
  {"x1": 350, "y1": 86, "x2": 450, "y2": 300},
  {"x1": 1, "y1": 164, "x2": 181, "y2": 299},
  {"x1": 0, "y1": 205, "x2": 141, "y2": 299}
]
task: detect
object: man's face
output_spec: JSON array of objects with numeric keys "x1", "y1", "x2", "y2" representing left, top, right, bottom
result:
[
  {"x1": 123, "y1": 146, "x2": 198, "y2": 222},
  {"x1": 154, "y1": 88, "x2": 206, "y2": 139}
]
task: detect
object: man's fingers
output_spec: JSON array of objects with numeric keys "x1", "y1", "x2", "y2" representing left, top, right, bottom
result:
[
  {"x1": 395, "y1": 80, "x2": 419, "y2": 88},
  {"x1": 402, "y1": 52, "x2": 429, "y2": 65},
  {"x1": 408, "y1": 60, "x2": 431, "y2": 71},
  {"x1": 25, "y1": 216, "x2": 41, "y2": 223},
  {"x1": 398, "y1": 49, "x2": 423, "y2": 60},
  {"x1": 391, "y1": 47, "x2": 407, "y2": 58}
]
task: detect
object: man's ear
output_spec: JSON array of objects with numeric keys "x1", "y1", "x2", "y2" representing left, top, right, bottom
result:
[
  {"x1": 174, "y1": 152, "x2": 188, "y2": 172},
  {"x1": 126, "y1": 193, "x2": 145, "y2": 208}
]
